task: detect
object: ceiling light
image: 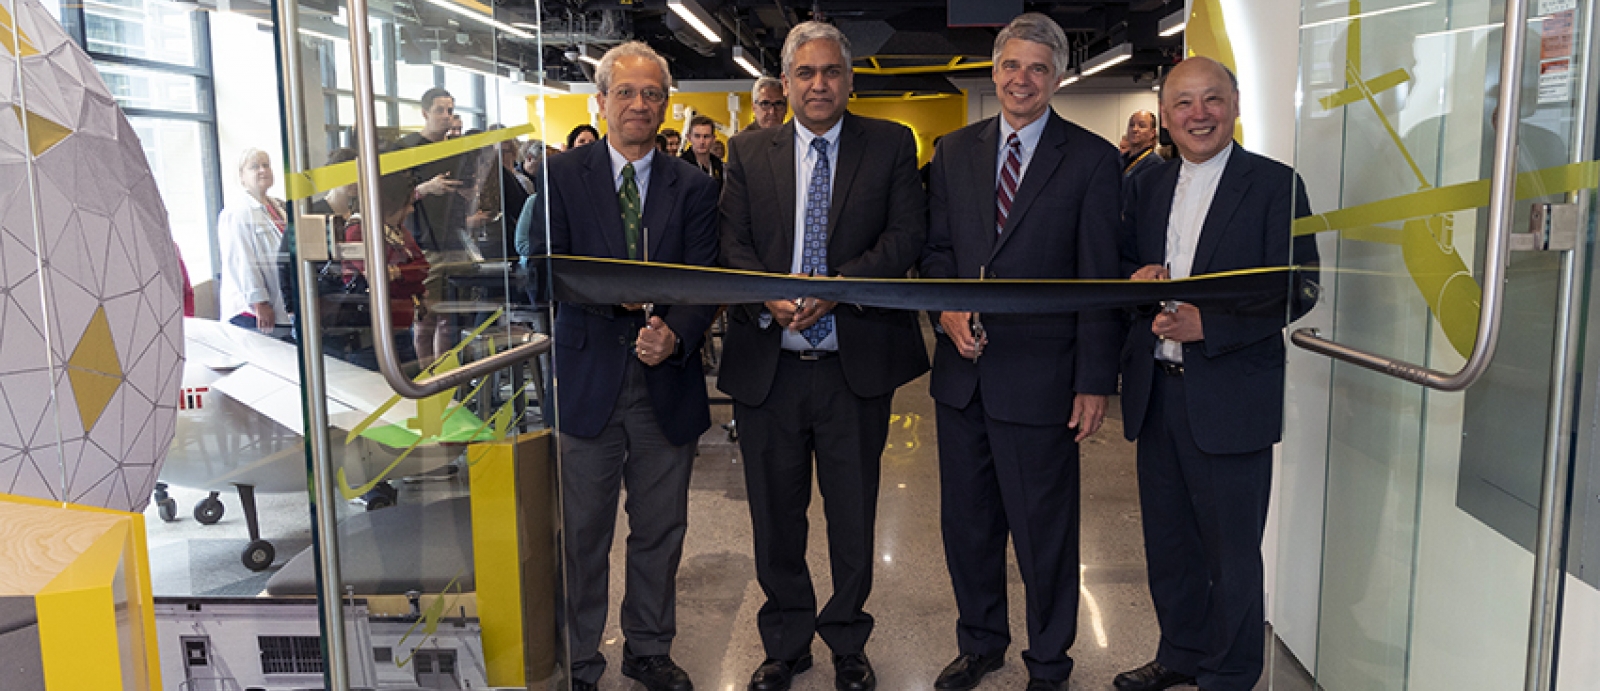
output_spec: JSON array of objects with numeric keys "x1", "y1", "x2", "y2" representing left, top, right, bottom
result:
[
  {"x1": 422, "y1": 0, "x2": 534, "y2": 40},
  {"x1": 668, "y1": 0, "x2": 722, "y2": 44},
  {"x1": 1158, "y1": 9, "x2": 1186, "y2": 37},
  {"x1": 1058, "y1": 70, "x2": 1081, "y2": 88},
  {"x1": 511, "y1": 22, "x2": 539, "y2": 31},
  {"x1": 733, "y1": 45, "x2": 762, "y2": 78},
  {"x1": 1080, "y1": 42, "x2": 1133, "y2": 77},
  {"x1": 576, "y1": 43, "x2": 602, "y2": 67}
]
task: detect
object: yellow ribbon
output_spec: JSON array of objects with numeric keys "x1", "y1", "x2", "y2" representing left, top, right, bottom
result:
[{"x1": 284, "y1": 124, "x2": 535, "y2": 201}]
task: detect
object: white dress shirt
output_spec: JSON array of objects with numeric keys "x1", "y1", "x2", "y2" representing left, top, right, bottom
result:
[
  {"x1": 781, "y1": 119, "x2": 844, "y2": 352},
  {"x1": 996, "y1": 111, "x2": 1049, "y2": 189},
  {"x1": 1158, "y1": 142, "x2": 1234, "y2": 363},
  {"x1": 217, "y1": 193, "x2": 290, "y2": 325}
]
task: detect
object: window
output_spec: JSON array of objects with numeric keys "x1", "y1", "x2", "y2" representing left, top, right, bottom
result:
[{"x1": 258, "y1": 635, "x2": 325, "y2": 674}]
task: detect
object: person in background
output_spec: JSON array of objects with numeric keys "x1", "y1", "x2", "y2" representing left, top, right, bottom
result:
[
  {"x1": 497, "y1": 137, "x2": 532, "y2": 256},
  {"x1": 1122, "y1": 110, "x2": 1164, "y2": 180},
  {"x1": 747, "y1": 75, "x2": 787, "y2": 131},
  {"x1": 335, "y1": 166, "x2": 428, "y2": 373},
  {"x1": 448, "y1": 114, "x2": 464, "y2": 139},
  {"x1": 661, "y1": 127, "x2": 682, "y2": 155},
  {"x1": 568, "y1": 123, "x2": 600, "y2": 150},
  {"x1": 656, "y1": 134, "x2": 670, "y2": 155},
  {"x1": 711, "y1": 138, "x2": 726, "y2": 160},
  {"x1": 515, "y1": 139, "x2": 545, "y2": 195},
  {"x1": 394, "y1": 86, "x2": 467, "y2": 368},
  {"x1": 681, "y1": 114, "x2": 724, "y2": 187},
  {"x1": 217, "y1": 147, "x2": 292, "y2": 338}
]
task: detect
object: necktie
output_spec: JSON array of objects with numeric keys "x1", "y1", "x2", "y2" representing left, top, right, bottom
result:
[
  {"x1": 996, "y1": 133, "x2": 1021, "y2": 234},
  {"x1": 620, "y1": 162, "x2": 641, "y2": 259},
  {"x1": 800, "y1": 137, "x2": 834, "y2": 346}
]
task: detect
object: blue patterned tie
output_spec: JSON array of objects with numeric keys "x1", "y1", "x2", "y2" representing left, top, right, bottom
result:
[{"x1": 800, "y1": 137, "x2": 834, "y2": 346}]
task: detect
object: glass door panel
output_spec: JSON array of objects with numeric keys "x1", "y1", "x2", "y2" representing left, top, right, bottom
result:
[
  {"x1": 269, "y1": 0, "x2": 556, "y2": 684},
  {"x1": 1293, "y1": 0, "x2": 1596, "y2": 689}
]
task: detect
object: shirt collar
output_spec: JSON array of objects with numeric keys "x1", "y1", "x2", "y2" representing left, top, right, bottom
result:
[
  {"x1": 1180, "y1": 141, "x2": 1234, "y2": 177},
  {"x1": 606, "y1": 138, "x2": 656, "y2": 181},
  {"x1": 795, "y1": 117, "x2": 844, "y2": 154},
  {"x1": 998, "y1": 111, "x2": 1049, "y2": 154}
]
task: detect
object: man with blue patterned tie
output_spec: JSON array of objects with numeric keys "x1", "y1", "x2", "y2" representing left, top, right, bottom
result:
[{"x1": 719, "y1": 20, "x2": 929, "y2": 691}]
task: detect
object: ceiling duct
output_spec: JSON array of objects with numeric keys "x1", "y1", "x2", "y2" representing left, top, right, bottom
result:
[{"x1": 664, "y1": 10, "x2": 719, "y2": 57}]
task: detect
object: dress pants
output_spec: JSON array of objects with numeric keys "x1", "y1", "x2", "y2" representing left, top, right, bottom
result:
[
  {"x1": 1136, "y1": 368, "x2": 1272, "y2": 691},
  {"x1": 936, "y1": 389, "x2": 1081, "y2": 681},
  {"x1": 736, "y1": 353, "x2": 892, "y2": 660},
  {"x1": 562, "y1": 358, "x2": 696, "y2": 684}
]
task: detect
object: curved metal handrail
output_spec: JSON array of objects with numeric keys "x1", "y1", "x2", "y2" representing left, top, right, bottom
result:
[
  {"x1": 1290, "y1": 0, "x2": 1532, "y2": 392},
  {"x1": 345, "y1": 0, "x2": 549, "y2": 399}
]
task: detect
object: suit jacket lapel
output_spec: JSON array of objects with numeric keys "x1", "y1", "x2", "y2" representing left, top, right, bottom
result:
[
  {"x1": 826, "y1": 114, "x2": 865, "y2": 245},
  {"x1": 971, "y1": 119, "x2": 999, "y2": 261},
  {"x1": 1191, "y1": 145, "x2": 1250, "y2": 274},
  {"x1": 583, "y1": 140, "x2": 627, "y2": 259},
  {"x1": 641, "y1": 152, "x2": 677, "y2": 261},
  {"x1": 767, "y1": 122, "x2": 798, "y2": 268},
  {"x1": 991, "y1": 112, "x2": 1066, "y2": 260},
  {"x1": 1146, "y1": 161, "x2": 1181, "y2": 262}
]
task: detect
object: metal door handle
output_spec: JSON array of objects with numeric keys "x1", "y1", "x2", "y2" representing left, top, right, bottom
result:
[
  {"x1": 344, "y1": 0, "x2": 548, "y2": 398},
  {"x1": 1290, "y1": 0, "x2": 1531, "y2": 392}
]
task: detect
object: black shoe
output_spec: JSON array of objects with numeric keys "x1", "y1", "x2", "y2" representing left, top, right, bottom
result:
[
  {"x1": 748, "y1": 655, "x2": 813, "y2": 691},
  {"x1": 935, "y1": 652, "x2": 1005, "y2": 691},
  {"x1": 572, "y1": 679, "x2": 598, "y2": 691},
  {"x1": 622, "y1": 652, "x2": 693, "y2": 691},
  {"x1": 1024, "y1": 678, "x2": 1068, "y2": 691},
  {"x1": 1112, "y1": 660, "x2": 1195, "y2": 691},
  {"x1": 833, "y1": 653, "x2": 876, "y2": 691}
]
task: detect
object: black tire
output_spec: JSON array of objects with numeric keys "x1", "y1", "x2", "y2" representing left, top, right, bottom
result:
[
  {"x1": 363, "y1": 482, "x2": 397, "y2": 511},
  {"x1": 194, "y1": 497, "x2": 224, "y2": 525},
  {"x1": 241, "y1": 540, "x2": 275, "y2": 571},
  {"x1": 158, "y1": 498, "x2": 178, "y2": 523},
  {"x1": 365, "y1": 494, "x2": 394, "y2": 511}
]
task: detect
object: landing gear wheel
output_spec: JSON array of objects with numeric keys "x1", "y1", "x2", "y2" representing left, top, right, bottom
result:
[
  {"x1": 363, "y1": 482, "x2": 398, "y2": 511},
  {"x1": 241, "y1": 540, "x2": 275, "y2": 571},
  {"x1": 194, "y1": 494, "x2": 224, "y2": 525},
  {"x1": 158, "y1": 497, "x2": 178, "y2": 523}
]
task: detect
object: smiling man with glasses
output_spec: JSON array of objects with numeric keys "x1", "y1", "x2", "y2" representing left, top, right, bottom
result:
[
  {"x1": 747, "y1": 75, "x2": 788, "y2": 131},
  {"x1": 540, "y1": 40, "x2": 721, "y2": 691}
]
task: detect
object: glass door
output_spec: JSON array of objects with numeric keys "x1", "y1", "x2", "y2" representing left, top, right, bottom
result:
[
  {"x1": 1287, "y1": 0, "x2": 1598, "y2": 689},
  {"x1": 267, "y1": 0, "x2": 558, "y2": 686}
]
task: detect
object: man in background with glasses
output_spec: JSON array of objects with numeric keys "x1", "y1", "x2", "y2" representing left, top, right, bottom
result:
[
  {"x1": 539, "y1": 41, "x2": 721, "y2": 691},
  {"x1": 747, "y1": 75, "x2": 787, "y2": 131}
]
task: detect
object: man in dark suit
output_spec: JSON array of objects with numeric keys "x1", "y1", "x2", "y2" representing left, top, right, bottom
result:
[
  {"x1": 543, "y1": 41, "x2": 720, "y2": 691},
  {"x1": 1113, "y1": 57, "x2": 1319, "y2": 691},
  {"x1": 919, "y1": 14, "x2": 1122, "y2": 691},
  {"x1": 718, "y1": 20, "x2": 928, "y2": 691}
]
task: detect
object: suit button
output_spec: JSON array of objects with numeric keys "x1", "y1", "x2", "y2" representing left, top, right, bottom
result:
[{"x1": 619, "y1": 335, "x2": 630, "y2": 346}]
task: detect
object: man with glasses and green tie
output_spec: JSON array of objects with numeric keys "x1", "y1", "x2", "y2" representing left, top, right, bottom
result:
[
  {"x1": 539, "y1": 40, "x2": 720, "y2": 691},
  {"x1": 747, "y1": 75, "x2": 788, "y2": 131}
]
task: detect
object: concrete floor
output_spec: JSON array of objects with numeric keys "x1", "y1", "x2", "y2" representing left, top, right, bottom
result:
[{"x1": 140, "y1": 346, "x2": 1317, "y2": 690}]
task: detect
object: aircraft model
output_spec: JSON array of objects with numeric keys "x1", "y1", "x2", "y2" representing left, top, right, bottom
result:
[{"x1": 157, "y1": 317, "x2": 543, "y2": 571}]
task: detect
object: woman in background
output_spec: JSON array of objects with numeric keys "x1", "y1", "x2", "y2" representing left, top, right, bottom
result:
[
  {"x1": 566, "y1": 124, "x2": 599, "y2": 150},
  {"x1": 217, "y1": 148, "x2": 292, "y2": 338},
  {"x1": 338, "y1": 168, "x2": 429, "y2": 373}
]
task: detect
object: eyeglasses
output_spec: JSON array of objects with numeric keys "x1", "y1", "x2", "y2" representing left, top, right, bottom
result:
[
  {"x1": 608, "y1": 86, "x2": 669, "y2": 104},
  {"x1": 754, "y1": 100, "x2": 786, "y2": 110}
]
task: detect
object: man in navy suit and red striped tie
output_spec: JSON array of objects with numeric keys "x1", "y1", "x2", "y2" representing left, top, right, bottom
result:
[{"x1": 920, "y1": 13, "x2": 1123, "y2": 691}]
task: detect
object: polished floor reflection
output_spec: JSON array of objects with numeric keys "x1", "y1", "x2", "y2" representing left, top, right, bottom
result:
[{"x1": 586, "y1": 365, "x2": 1274, "y2": 691}]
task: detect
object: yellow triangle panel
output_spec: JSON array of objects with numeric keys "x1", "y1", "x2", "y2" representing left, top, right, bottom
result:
[
  {"x1": 0, "y1": 3, "x2": 43, "y2": 57},
  {"x1": 11, "y1": 106, "x2": 74, "y2": 156},
  {"x1": 67, "y1": 307, "x2": 124, "y2": 431}
]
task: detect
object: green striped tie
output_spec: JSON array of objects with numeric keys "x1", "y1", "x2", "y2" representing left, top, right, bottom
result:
[{"x1": 620, "y1": 162, "x2": 640, "y2": 260}]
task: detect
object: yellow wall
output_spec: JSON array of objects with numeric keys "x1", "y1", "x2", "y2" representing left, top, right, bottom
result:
[{"x1": 525, "y1": 90, "x2": 968, "y2": 165}]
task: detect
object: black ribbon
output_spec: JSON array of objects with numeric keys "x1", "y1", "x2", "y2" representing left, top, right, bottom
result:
[{"x1": 545, "y1": 256, "x2": 1310, "y2": 315}]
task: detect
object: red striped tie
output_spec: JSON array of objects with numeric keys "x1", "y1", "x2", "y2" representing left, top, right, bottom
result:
[{"x1": 996, "y1": 133, "x2": 1021, "y2": 234}]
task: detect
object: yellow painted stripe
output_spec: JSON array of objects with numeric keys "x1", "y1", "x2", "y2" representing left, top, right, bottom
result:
[
  {"x1": 1319, "y1": 68, "x2": 1409, "y2": 110},
  {"x1": 284, "y1": 124, "x2": 534, "y2": 200},
  {"x1": 1295, "y1": 160, "x2": 1600, "y2": 236}
]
